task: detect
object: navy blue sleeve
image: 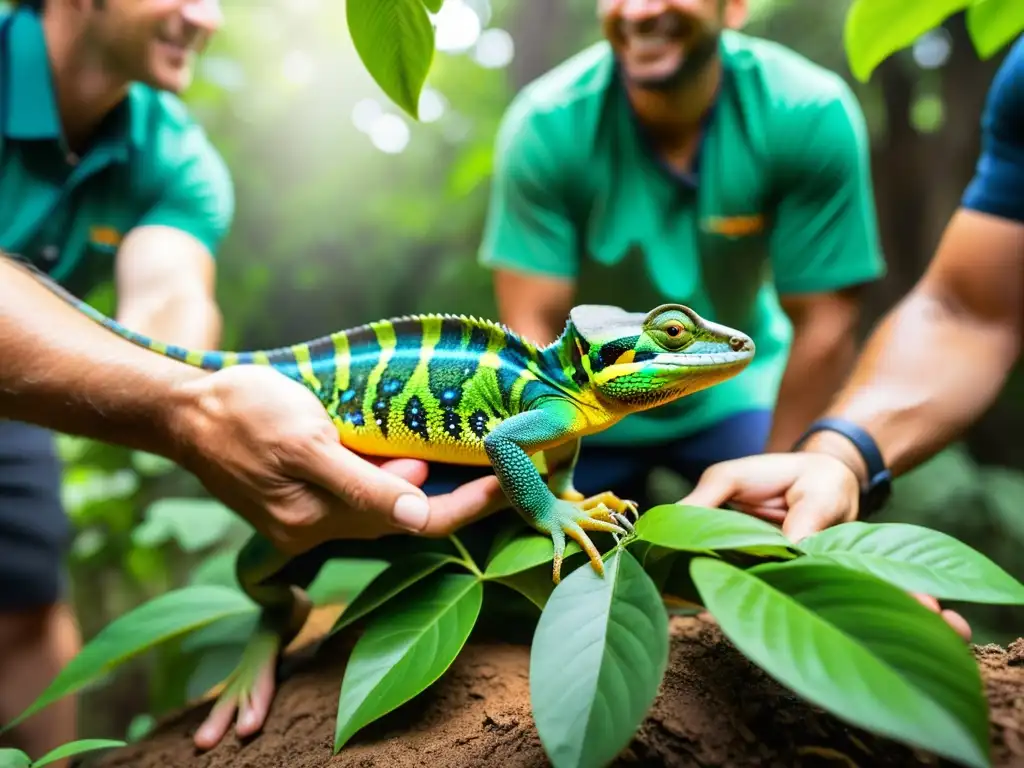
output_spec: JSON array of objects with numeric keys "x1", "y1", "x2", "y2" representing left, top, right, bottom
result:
[{"x1": 962, "y1": 35, "x2": 1024, "y2": 223}]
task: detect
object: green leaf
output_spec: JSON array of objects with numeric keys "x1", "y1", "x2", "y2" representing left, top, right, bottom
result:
[
  {"x1": 691, "y1": 557, "x2": 989, "y2": 768},
  {"x1": 2, "y1": 585, "x2": 254, "y2": 732},
  {"x1": 31, "y1": 739, "x2": 126, "y2": 767},
  {"x1": 420, "y1": 0, "x2": 443, "y2": 13},
  {"x1": 306, "y1": 558, "x2": 390, "y2": 606},
  {"x1": 133, "y1": 498, "x2": 239, "y2": 552},
  {"x1": 329, "y1": 552, "x2": 460, "y2": 634},
  {"x1": 347, "y1": 0, "x2": 435, "y2": 119},
  {"x1": 334, "y1": 573, "x2": 482, "y2": 750},
  {"x1": 484, "y1": 529, "x2": 581, "y2": 578},
  {"x1": 530, "y1": 548, "x2": 669, "y2": 768},
  {"x1": 844, "y1": 0, "x2": 971, "y2": 81},
  {"x1": 0, "y1": 748, "x2": 30, "y2": 768},
  {"x1": 799, "y1": 521, "x2": 1024, "y2": 604},
  {"x1": 966, "y1": 0, "x2": 1024, "y2": 58},
  {"x1": 634, "y1": 504, "x2": 797, "y2": 558}
]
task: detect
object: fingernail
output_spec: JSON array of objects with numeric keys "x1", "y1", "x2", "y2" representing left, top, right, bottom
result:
[{"x1": 393, "y1": 494, "x2": 429, "y2": 531}]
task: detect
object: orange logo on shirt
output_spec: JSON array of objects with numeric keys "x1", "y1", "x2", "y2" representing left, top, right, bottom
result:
[
  {"x1": 89, "y1": 225, "x2": 123, "y2": 248},
  {"x1": 702, "y1": 214, "x2": 766, "y2": 237}
]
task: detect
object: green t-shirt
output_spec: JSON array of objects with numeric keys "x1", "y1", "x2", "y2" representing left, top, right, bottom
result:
[
  {"x1": 479, "y1": 31, "x2": 885, "y2": 446},
  {"x1": 0, "y1": 5, "x2": 233, "y2": 298}
]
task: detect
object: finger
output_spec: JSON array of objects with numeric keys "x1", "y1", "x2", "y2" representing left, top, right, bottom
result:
[
  {"x1": 678, "y1": 469, "x2": 739, "y2": 509},
  {"x1": 681, "y1": 458, "x2": 794, "y2": 509},
  {"x1": 377, "y1": 458, "x2": 430, "y2": 487},
  {"x1": 911, "y1": 592, "x2": 941, "y2": 612},
  {"x1": 726, "y1": 501, "x2": 788, "y2": 524},
  {"x1": 941, "y1": 609, "x2": 972, "y2": 642},
  {"x1": 910, "y1": 593, "x2": 972, "y2": 642},
  {"x1": 418, "y1": 475, "x2": 508, "y2": 536},
  {"x1": 779, "y1": 491, "x2": 844, "y2": 544},
  {"x1": 194, "y1": 697, "x2": 237, "y2": 750},
  {"x1": 288, "y1": 439, "x2": 431, "y2": 531},
  {"x1": 236, "y1": 660, "x2": 276, "y2": 737}
]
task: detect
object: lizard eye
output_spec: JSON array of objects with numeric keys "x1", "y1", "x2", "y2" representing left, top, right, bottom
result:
[{"x1": 653, "y1": 320, "x2": 690, "y2": 349}]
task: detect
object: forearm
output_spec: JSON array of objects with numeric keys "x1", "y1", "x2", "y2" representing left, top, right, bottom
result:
[
  {"x1": 801, "y1": 287, "x2": 1019, "y2": 481},
  {"x1": 765, "y1": 324, "x2": 857, "y2": 452},
  {"x1": 117, "y1": 291, "x2": 223, "y2": 349},
  {"x1": 0, "y1": 260, "x2": 204, "y2": 458}
]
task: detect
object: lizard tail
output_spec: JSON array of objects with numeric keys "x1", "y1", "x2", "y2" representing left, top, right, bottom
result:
[{"x1": 5, "y1": 252, "x2": 293, "y2": 374}]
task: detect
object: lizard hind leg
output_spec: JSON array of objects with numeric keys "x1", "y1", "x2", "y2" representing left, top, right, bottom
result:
[{"x1": 193, "y1": 535, "x2": 313, "y2": 751}]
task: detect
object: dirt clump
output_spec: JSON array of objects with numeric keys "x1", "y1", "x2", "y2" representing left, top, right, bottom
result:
[{"x1": 95, "y1": 614, "x2": 1024, "y2": 768}]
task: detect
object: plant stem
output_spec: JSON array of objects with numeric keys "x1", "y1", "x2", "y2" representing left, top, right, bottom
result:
[{"x1": 448, "y1": 535, "x2": 482, "y2": 577}]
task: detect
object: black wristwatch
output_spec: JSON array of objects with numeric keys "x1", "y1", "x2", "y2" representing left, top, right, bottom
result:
[{"x1": 792, "y1": 417, "x2": 893, "y2": 518}]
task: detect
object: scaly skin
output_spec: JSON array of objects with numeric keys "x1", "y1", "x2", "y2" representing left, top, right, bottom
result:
[{"x1": 15, "y1": 257, "x2": 755, "y2": 747}]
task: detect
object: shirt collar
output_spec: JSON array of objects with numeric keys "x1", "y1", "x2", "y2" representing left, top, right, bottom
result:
[
  {"x1": 2, "y1": 6, "x2": 61, "y2": 139},
  {"x1": 2, "y1": 6, "x2": 142, "y2": 154}
]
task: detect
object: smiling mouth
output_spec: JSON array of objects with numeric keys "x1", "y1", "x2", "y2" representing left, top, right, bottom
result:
[{"x1": 619, "y1": 13, "x2": 690, "y2": 51}]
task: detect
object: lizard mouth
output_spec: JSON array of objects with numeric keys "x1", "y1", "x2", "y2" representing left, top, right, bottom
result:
[{"x1": 653, "y1": 350, "x2": 755, "y2": 368}]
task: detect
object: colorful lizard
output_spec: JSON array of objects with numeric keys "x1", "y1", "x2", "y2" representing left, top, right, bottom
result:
[{"x1": 12, "y1": 256, "x2": 755, "y2": 741}]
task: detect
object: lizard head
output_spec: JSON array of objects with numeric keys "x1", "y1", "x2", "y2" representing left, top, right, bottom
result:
[{"x1": 567, "y1": 303, "x2": 755, "y2": 411}]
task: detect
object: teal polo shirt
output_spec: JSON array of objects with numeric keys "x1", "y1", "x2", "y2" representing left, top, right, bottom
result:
[
  {"x1": 480, "y1": 31, "x2": 886, "y2": 446},
  {"x1": 0, "y1": 5, "x2": 233, "y2": 299}
]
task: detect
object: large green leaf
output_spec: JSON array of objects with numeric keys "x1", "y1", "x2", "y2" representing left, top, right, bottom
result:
[
  {"x1": 1, "y1": 586, "x2": 254, "y2": 732},
  {"x1": 0, "y1": 749, "x2": 29, "y2": 768},
  {"x1": 844, "y1": 0, "x2": 972, "y2": 81},
  {"x1": 31, "y1": 739, "x2": 126, "y2": 767},
  {"x1": 691, "y1": 557, "x2": 989, "y2": 767},
  {"x1": 329, "y1": 552, "x2": 460, "y2": 634},
  {"x1": 334, "y1": 573, "x2": 482, "y2": 750},
  {"x1": 634, "y1": 504, "x2": 797, "y2": 558},
  {"x1": 966, "y1": 0, "x2": 1024, "y2": 58},
  {"x1": 420, "y1": 0, "x2": 443, "y2": 13},
  {"x1": 346, "y1": 0, "x2": 435, "y2": 119},
  {"x1": 484, "y1": 529, "x2": 581, "y2": 578},
  {"x1": 530, "y1": 548, "x2": 669, "y2": 768},
  {"x1": 799, "y1": 521, "x2": 1024, "y2": 603}
]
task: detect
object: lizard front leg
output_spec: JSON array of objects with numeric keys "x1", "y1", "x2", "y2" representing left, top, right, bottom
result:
[
  {"x1": 543, "y1": 437, "x2": 638, "y2": 531},
  {"x1": 484, "y1": 403, "x2": 628, "y2": 583}
]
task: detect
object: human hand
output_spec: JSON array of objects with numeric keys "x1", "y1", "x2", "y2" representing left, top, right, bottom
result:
[
  {"x1": 681, "y1": 452, "x2": 972, "y2": 642},
  {"x1": 168, "y1": 365, "x2": 507, "y2": 555}
]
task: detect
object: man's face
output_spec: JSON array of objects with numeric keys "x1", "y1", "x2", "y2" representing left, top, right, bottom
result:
[
  {"x1": 599, "y1": 0, "x2": 746, "y2": 90},
  {"x1": 83, "y1": 0, "x2": 223, "y2": 93}
]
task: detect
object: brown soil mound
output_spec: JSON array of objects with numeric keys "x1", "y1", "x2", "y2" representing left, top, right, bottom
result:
[{"x1": 95, "y1": 614, "x2": 1024, "y2": 768}]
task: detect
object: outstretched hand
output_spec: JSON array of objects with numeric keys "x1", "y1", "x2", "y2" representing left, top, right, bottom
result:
[
  {"x1": 170, "y1": 365, "x2": 508, "y2": 556},
  {"x1": 680, "y1": 452, "x2": 972, "y2": 642}
]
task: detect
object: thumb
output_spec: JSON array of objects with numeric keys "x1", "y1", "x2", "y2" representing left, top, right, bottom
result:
[{"x1": 290, "y1": 437, "x2": 432, "y2": 532}]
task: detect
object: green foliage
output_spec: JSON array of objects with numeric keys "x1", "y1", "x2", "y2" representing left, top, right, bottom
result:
[
  {"x1": 0, "y1": 740, "x2": 125, "y2": 768},
  {"x1": 798, "y1": 521, "x2": 1024, "y2": 603},
  {"x1": 1, "y1": 586, "x2": 255, "y2": 733},
  {"x1": 334, "y1": 573, "x2": 483, "y2": 750},
  {"x1": 844, "y1": 0, "x2": 1024, "y2": 81},
  {"x1": 346, "y1": 0, "x2": 436, "y2": 118},
  {"x1": 693, "y1": 558, "x2": 988, "y2": 767},
  {"x1": 328, "y1": 552, "x2": 461, "y2": 633},
  {"x1": 19, "y1": 502, "x2": 1024, "y2": 767},
  {"x1": 132, "y1": 498, "x2": 243, "y2": 553},
  {"x1": 530, "y1": 547, "x2": 668, "y2": 768},
  {"x1": 633, "y1": 503, "x2": 799, "y2": 559}
]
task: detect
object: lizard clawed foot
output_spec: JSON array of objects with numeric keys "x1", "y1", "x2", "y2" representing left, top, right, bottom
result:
[
  {"x1": 193, "y1": 630, "x2": 280, "y2": 750},
  {"x1": 546, "y1": 499, "x2": 628, "y2": 584}
]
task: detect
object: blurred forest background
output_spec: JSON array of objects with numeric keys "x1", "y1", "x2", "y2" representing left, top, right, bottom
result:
[{"x1": 56, "y1": 0, "x2": 1024, "y2": 744}]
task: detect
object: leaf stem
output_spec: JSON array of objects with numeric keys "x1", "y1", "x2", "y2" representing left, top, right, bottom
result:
[{"x1": 448, "y1": 534, "x2": 482, "y2": 577}]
